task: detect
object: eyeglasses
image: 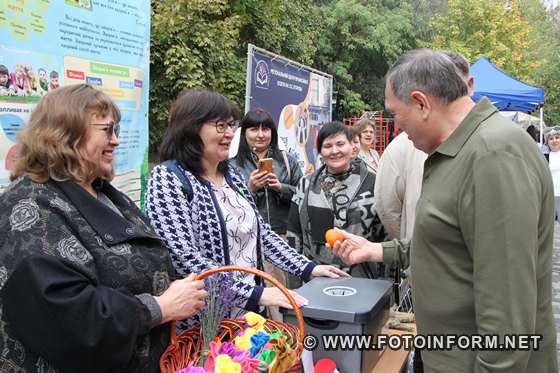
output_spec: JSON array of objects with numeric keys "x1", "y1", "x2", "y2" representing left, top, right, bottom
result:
[
  {"x1": 208, "y1": 120, "x2": 240, "y2": 134},
  {"x1": 89, "y1": 121, "x2": 120, "y2": 139}
]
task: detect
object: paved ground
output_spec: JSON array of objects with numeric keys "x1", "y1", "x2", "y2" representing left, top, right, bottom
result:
[{"x1": 553, "y1": 222, "x2": 560, "y2": 362}]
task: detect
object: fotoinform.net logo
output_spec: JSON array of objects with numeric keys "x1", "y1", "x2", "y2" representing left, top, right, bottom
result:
[{"x1": 302, "y1": 333, "x2": 543, "y2": 351}]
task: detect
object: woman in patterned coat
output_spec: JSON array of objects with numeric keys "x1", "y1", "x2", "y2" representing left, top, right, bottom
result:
[
  {"x1": 287, "y1": 122, "x2": 388, "y2": 281},
  {"x1": 0, "y1": 84, "x2": 207, "y2": 373},
  {"x1": 146, "y1": 89, "x2": 347, "y2": 323}
]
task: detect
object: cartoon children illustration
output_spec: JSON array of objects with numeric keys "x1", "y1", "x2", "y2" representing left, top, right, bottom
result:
[{"x1": 49, "y1": 70, "x2": 60, "y2": 91}]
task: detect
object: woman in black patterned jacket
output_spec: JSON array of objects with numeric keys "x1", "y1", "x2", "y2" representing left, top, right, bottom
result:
[{"x1": 0, "y1": 84, "x2": 207, "y2": 373}]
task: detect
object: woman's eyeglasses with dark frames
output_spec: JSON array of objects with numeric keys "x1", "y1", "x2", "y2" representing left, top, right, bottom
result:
[
  {"x1": 89, "y1": 121, "x2": 120, "y2": 139},
  {"x1": 208, "y1": 120, "x2": 240, "y2": 133}
]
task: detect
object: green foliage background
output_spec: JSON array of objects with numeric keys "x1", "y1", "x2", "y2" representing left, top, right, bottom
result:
[
  {"x1": 150, "y1": 0, "x2": 560, "y2": 155},
  {"x1": 150, "y1": 0, "x2": 320, "y2": 155}
]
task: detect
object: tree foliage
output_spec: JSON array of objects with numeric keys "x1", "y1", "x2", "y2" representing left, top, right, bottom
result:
[
  {"x1": 519, "y1": 0, "x2": 560, "y2": 125},
  {"x1": 150, "y1": 0, "x2": 560, "y2": 154},
  {"x1": 424, "y1": 0, "x2": 559, "y2": 125},
  {"x1": 150, "y1": 0, "x2": 320, "y2": 154},
  {"x1": 409, "y1": 0, "x2": 447, "y2": 41},
  {"x1": 426, "y1": 0, "x2": 540, "y2": 82},
  {"x1": 150, "y1": 0, "x2": 242, "y2": 153},
  {"x1": 233, "y1": 0, "x2": 320, "y2": 66},
  {"x1": 313, "y1": 0, "x2": 416, "y2": 119}
]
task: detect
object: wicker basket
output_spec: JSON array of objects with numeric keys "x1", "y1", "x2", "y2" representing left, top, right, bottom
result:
[{"x1": 159, "y1": 266, "x2": 306, "y2": 373}]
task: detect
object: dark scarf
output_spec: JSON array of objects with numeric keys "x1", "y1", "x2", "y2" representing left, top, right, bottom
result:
[{"x1": 317, "y1": 162, "x2": 356, "y2": 201}]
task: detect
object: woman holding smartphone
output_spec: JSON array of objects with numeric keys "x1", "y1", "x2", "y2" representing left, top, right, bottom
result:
[
  {"x1": 231, "y1": 108, "x2": 312, "y2": 319},
  {"x1": 231, "y1": 108, "x2": 303, "y2": 237}
]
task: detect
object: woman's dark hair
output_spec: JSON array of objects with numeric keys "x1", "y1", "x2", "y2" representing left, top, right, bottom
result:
[
  {"x1": 316, "y1": 121, "x2": 352, "y2": 152},
  {"x1": 159, "y1": 89, "x2": 240, "y2": 175},
  {"x1": 236, "y1": 108, "x2": 281, "y2": 167}
]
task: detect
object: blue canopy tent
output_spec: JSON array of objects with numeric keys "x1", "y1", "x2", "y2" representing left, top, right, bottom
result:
[{"x1": 470, "y1": 56, "x2": 545, "y2": 143}]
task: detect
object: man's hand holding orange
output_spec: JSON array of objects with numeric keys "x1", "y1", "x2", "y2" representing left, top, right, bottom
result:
[
  {"x1": 328, "y1": 228, "x2": 383, "y2": 265},
  {"x1": 325, "y1": 228, "x2": 345, "y2": 248}
]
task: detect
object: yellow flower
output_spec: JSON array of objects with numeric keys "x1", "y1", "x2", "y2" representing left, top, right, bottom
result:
[
  {"x1": 234, "y1": 327, "x2": 258, "y2": 350},
  {"x1": 214, "y1": 354, "x2": 241, "y2": 373},
  {"x1": 244, "y1": 311, "x2": 266, "y2": 330}
]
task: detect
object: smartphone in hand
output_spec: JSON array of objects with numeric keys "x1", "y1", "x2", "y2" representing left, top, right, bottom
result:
[{"x1": 258, "y1": 158, "x2": 274, "y2": 174}]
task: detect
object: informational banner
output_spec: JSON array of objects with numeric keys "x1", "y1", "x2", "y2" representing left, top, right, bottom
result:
[
  {"x1": 0, "y1": 0, "x2": 150, "y2": 205},
  {"x1": 245, "y1": 44, "x2": 333, "y2": 174}
]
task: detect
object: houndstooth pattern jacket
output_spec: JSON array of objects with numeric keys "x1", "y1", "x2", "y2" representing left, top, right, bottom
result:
[{"x1": 146, "y1": 161, "x2": 315, "y2": 314}]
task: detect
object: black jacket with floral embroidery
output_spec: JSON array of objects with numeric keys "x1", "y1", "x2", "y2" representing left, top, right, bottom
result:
[{"x1": 0, "y1": 176, "x2": 175, "y2": 373}]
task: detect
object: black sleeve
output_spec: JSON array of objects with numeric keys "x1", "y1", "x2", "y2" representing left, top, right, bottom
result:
[
  {"x1": 278, "y1": 153, "x2": 304, "y2": 204},
  {"x1": 289, "y1": 153, "x2": 304, "y2": 187},
  {"x1": 1, "y1": 255, "x2": 153, "y2": 373}
]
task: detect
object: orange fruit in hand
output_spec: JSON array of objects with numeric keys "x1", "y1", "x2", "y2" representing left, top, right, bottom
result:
[{"x1": 325, "y1": 228, "x2": 344, "y2": 248}]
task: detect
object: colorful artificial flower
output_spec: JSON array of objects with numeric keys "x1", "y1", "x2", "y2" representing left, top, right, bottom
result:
[
  {"x1": 268, "y1": 335, "x2": 298, "y2": 373},
  {"x1": 256, "y1": 347, "x2": 277, "y2": 366},
  {"x1": 248, "y1": 332, "x2": 270, "y2": 358},
  {"x1": 214, "y1": 354, "x2": 242, "y2": 373},
  {"x1": 191, "y1": 309, "x2": 297, "y2": 372},
  {"x1": 243, "y1": 312, "x2": 266, "y2": 330},
  {"x1": 234, "y1": 327, "x2": 258, "y2": 350},
  {"x1": 205, "y1": 341, "x2": 245, "y2": 371},
  {"x1": 174, "y1": 364, "x2": 211, "y2": 373}
]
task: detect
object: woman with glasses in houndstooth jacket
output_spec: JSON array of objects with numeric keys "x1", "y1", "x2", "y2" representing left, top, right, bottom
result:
[{"x1": 146, "y1": 89, "x2": 348, "y2": 328}]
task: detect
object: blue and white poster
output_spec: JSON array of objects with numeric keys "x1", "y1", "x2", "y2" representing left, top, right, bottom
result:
[
  {"x1": 246, "y1": 45, "x2": 333, "y2": 174},
  {"x1": 0, "y1": 0, "x2": 150, "y2": 205}
]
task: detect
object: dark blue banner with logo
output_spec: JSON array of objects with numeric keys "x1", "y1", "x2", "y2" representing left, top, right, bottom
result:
[{"x1": 247, "y1": 45, "x2": 332, "y2": 173}]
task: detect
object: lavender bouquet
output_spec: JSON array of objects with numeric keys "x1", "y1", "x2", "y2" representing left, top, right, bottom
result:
[{"x1": 198, "y1": 272, "x2": 237, "y2": 366}]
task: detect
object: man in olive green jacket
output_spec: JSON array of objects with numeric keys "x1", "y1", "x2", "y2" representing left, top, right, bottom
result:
[{"x1": 333, "y1": 49, "x2": 557, "y2": 373}]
